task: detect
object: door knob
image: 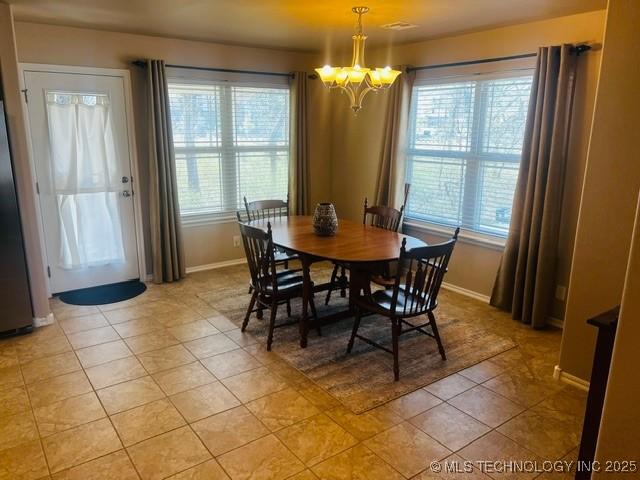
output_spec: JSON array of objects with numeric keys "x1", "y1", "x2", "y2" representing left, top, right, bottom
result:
[
  {"x1": 122, "y1": 190, "x2": 131, "y2": 197},
  {"x1": 122, "y1": 176, "x2": 129, "y2": 183}
]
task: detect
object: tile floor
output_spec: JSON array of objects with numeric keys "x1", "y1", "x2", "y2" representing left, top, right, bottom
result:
[{"x1": 0, "y1": 265, "x2": 587, "y2": 479}]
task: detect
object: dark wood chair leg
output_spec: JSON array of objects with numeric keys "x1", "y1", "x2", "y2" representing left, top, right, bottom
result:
[
  {"x1": 308, "y1": 296, "x2": 321, "y2": 336},
  {"x1": 242, "y1": 291, "x2": 257, "y2": 332},
  {"x1": 256, "y1": 307, "x2": 263, "y2": 320},
  {"x1": 325, "y1": 264, "x2": 339, "y2": 305},
  {"x1": 428, "y1": 311, "x2": 446, "y2": 361},
  {"x1": 339, "y1": 266, "x2": 347, "y2": 297},
  {"x1": 248, "y1": 285, "x2": 253, "y2": 294},
  {"x1": 266, "y1": 302, "x2": 278, "y2": 351},
  {"x1": 299, "y1": 256, "x2": 312, "y2": 348},
  {"x1": 284, "y1": 259, "x2": 289, "y2": 269},
  {"x1": 309, "y1": 295, "x2": 318, "y2": 319},
  {"x1": 347, "y1": 306, "x2": 362, "y2": 353},
  {"x1": 286, "y1": 299, "x2": 292, "y2": 317},
  {"x1": 392, "y1": 318, "x2": 400, "y2": 381}
]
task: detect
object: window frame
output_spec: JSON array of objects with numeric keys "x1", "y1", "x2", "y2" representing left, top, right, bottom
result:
[
  {"x1": 404, "y1": 70, "x2": 534, "y2": 243},
  {"x1": 167, "y1": 76, "x2": 291, "y2": 225}
]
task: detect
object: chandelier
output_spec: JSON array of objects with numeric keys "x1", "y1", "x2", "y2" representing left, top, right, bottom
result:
[{"x1": 315, "y1": 6, "x2": 401, "y2": 113}]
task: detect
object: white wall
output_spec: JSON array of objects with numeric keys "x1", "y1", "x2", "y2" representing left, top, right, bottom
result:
[
  {"x1": 10, "y1": 10, "x2": 607, "y2": 331},
  {"x1": 326, "y1": 11, "x2": 605, "y2": 318},
  {"x1": 560, "y1": 0, "x2": 640, "y2": 382},
  {"x1": 13, "y1": 21, "x2": 332, "y2": 273}
]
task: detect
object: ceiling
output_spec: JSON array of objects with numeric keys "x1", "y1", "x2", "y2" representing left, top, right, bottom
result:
[{"x1": 9, "y1": 0, "x2": 606, "y2": 52}]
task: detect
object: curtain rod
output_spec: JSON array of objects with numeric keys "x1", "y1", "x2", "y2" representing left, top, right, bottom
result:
[
  {"x1": 131, "y1": 60, "x2": 294, "y2": 78},
  {"x1": 406, "y1": 44, "x2": 591, "y2": 73}
]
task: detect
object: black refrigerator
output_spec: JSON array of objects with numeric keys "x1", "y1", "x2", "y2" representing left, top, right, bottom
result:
[{"x1": 0, "y1": 98, "x2": 33, "y2": 334}]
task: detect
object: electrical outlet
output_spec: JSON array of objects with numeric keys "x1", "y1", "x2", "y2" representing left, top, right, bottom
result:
[
  {"x1": 555, "y1": 285, "x2": 567, "y2": 301},
  {"x1": 233, "y1": 235, "x2": 241, "y2": 247}
]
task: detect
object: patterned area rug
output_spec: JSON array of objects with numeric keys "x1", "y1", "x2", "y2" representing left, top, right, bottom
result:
[{"x1": 199, "y1": 267, "x2": 516, "y2": 414}]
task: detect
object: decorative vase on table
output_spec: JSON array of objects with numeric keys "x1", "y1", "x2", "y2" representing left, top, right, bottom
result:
[{"x1": 312, "y1": 203, "x2": 338, "y2": 236}]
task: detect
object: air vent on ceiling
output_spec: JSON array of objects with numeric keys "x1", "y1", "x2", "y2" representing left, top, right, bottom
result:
[{"x1": 381, "y1": 21, "x2": 418, "y2": 31}]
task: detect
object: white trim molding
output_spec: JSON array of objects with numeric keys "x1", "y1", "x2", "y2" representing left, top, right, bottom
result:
[
  {"x1": 553, "y1": 365, "x2": 590, "y2": 391},
  {"x1": 441, "y1": 282, "x2": 565, "y2": 329},
  {"x1": 33, "y1": 312, "x2": 55, "y2": 328},
  {"x1": 547, "y1": 317, "x2": 564, "y2": 329},
  {"x1": 181, "y1": 212, "x2": 238, "y2": 228},
  {"x1": 184, "y1": 259, "x2": 493, "y2": 304},
  {"x1": 185, "y1": 258, "x2": 246, "y2": 274},
  {"x1": 404, "y1": 220, "x2": 506, "y2": 250},
  {"x1": 441, "y1": 282, "x2": 490, "y2": 303},
  {"x1": 18, "y1": 63, "x2": 147, "y2": 290},
  {"x1": 144, "y1": 258, "x2": 246, "y2": 280}
]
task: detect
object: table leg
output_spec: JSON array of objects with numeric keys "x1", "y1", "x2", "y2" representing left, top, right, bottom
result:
[
  {"x1": 339, "y1": 265, "x2": 348, "y2": 297},
  {"x1": 299, "y1": 254, "x2": 313, "y2": 348},
  {"x1": 349, "y1": 265, "x2": 362, "y2": 311}
]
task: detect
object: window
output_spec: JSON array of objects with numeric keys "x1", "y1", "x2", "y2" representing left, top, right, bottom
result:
[
  {"x1": 405, "y1": 74, "x2": 533, "y2": 236},
  {"x1": 168, "y1": 82, "x2": 290, "y2": 216}
]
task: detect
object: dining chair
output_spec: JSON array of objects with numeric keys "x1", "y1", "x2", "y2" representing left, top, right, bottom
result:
[
  {"x1": 347, "y1": 227, "x2": 459, "y2": 381},
  {"x1": 238, "y1": 221, "x2": 317, "y2": 350},
  {"x1": 363, "y1": 183, "x2": 411, "y2": 229},
  {"x1": 244, "y1": 195, "x2": 289, "y2": 221},
  {"x1": 243, "y1": 195, "x2": 298, "y2": 270},
  {"x1": 362, "y1": 198, "x2": 404, "y2": 231},
  {"x1": 325, "y1": 184, "x2": 411, "y2": 305},
  {"x1": 236, "y1": 210, "x2": 294, "y2": 302}
]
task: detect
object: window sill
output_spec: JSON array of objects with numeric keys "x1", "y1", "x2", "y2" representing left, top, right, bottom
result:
[
  {"x1": 180, "y1": 212, "x2": 237, "y2": 228},
  {"x1": 403, "y1": 220, "x2": 506, "y2": 250}
]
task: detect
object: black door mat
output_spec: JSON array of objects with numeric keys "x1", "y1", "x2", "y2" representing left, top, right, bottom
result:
[{"x1": 58, "y1": 279, "x2": 147, "y2": 306}]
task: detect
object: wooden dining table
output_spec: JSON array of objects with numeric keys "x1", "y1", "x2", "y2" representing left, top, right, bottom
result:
[{"x1": 249, "y1": 215, "x2": 427, "y2": 348}]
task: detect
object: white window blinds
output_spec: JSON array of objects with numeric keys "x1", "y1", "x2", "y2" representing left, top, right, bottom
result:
[
  {"x1": 168, "y1": 82, "x2": 290, "y2": 216},
  {"x1": 405, "y1": 74, "x2": 533, "y2": 236}
]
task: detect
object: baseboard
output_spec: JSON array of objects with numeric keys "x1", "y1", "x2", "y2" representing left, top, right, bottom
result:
[
  {"x1": 553, "y1": 365, "x2": 590, "y2": 391},
  {"x1": 179, "y1": 264, "x2": 564, "y2": 332},
  {"x1": 33, "y1": 312, "x2": 55, "y2": 328},
  {"x1": 186, "y1": 258, "x2": 246, "y2": 274},
  {"x1": 547, "y1": 317, "x2": 564, "y2": 329},
  {"x1": 144, "y1": 258, "x2": 246, "y2": 279},
  {"x1": 441, "y1": 282, "x2": 490, "y2": 303}
]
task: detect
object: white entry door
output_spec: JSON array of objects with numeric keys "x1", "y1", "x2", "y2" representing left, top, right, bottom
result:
[{"x1": 24, "y1": 67, "x2": 141, "y2": 294}]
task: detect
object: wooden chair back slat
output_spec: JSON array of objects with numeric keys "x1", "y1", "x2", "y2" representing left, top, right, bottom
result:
[
  {"x1": 363, "y1": 200, "x2": 403, "y2": 232},
  {"x1": 398, "y1": 182, "x2": 411, "y2": 229},
  {"x1": 244, "y1": 196, "x2": 289, "y2": 222},
  {"x1": 362, "y1": 184, "x2": 411, "y2": 233}
]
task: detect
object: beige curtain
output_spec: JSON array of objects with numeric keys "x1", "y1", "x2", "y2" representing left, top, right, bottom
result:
[
  {"x1": 289, "y1": 71, "x2": 309, "y2": 215},
  {"x1": 374, "y1": 66, "x2": 415, "y2": 208},
  {"x1": 146, "y1": 59, "x2": 185, "y2": 283},
  {"x1": 491, "y1": 45, "x2": 577, "y2": 328}
]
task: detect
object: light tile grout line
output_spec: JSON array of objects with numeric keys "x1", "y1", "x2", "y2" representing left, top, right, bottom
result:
[
  {"x1": 113, "y1": 294, "x2": 264, "y2": 479},
  {"x1": 52, "y1": 312, "x2": 141, "y2": 478},
  {"x1": 30, "y1": 299, "x2": 267, "y2": 477},
  {"x1": 25, "y1": 300, "x2": 175, "y2": 477},
  {"x1": 54, "y1": 300, "x2": 210, "y2": 478},
  {"x1": 5, "y1": 275, "x2": 581, "y2": 480},
  {"x1": 16, "y1": 345, "x2": 53, "y2": 478}
]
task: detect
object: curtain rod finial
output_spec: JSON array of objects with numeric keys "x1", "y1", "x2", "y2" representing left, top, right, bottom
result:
[{"x1": 572, "y1": 44, "x2": 592, "y2": 56}]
